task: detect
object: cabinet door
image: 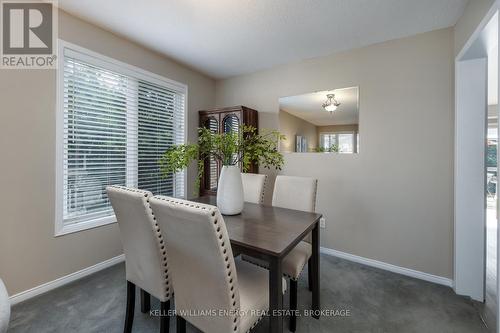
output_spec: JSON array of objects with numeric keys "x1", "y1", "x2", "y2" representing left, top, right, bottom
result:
[
  {"x1": 201, "y1": 115, "x2": 220, "y2": 194},
  {"x1": 221, "y1": 112, "x2": 241, "y2": 134},
  {"x1": 221, "y1": 112, "x2": 241, "y2": 170}
]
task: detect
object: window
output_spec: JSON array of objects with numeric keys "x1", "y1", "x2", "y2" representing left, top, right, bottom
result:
[
  {"x1": 319, "y1": 132, "x2": 357, "y2": 153},
  {"x1": 56, "y1": 41, "x2": 187, "y2": 236},
  {"x1": 337, "y1": 133, "x2": 355, "y2": 153},
  {"x1": 320, "y1": 133, "x2": 337, "y2": 151}
]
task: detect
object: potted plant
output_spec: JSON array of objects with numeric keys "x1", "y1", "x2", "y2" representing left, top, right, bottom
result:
[
  {"x1": 159, "y1": 125, "x2": 285, "y2": 215},
  {"x1": 315, "y1": 144, "x2": 339, "y2": 153}
]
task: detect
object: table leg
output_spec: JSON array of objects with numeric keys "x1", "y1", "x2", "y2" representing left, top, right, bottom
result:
[
  {"x1": 312, "y1": 222, "x2": 320, "y2": 319},
  {"x1": 269, "y1": 256, "x2": 283, "y2": 332}
]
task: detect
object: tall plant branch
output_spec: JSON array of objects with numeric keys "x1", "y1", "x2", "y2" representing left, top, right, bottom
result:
[{"x1": 159, "y1": 125, "x2": 286, "y2": 195}]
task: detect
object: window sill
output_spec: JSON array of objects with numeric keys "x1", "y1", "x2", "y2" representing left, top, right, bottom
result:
[{"x1": 55, "y1": 215, "x2": 117, "y2": 237}]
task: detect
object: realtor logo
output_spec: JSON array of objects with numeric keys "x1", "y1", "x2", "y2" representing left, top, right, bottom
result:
[{"x1": 1, "y1": 0, "x2": 57, "y2": 69}]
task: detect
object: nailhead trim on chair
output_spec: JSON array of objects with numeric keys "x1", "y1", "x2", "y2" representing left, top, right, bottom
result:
[
  {"x1": 107, "y1": 185, "x2": 171, "y2": 300},
  {"x1": 241, "y1": 255, "x2": 305, "y2": 281},
  {"x1": 311, "y1": 179, "x2": 318, "y2": 212},
  {"x1": 245, "y1": 314, "x2": 264, "y2": 333},
  {"x1": 259, "y1": 175, "x2": 268, "y2": 204},
  {"x1": 147, "y1": 201, "x2": 171, "y2": 299},
  {"x1": 291, "y1": 179, "x2": 317, "y2": 280},
  {"x1": 242, "y1": 177, "x2": 317, "y2": 282},
  {"x1": 289, "y1": 178, "x2": 317, "y2": 278},
  {"x1": 288, "y1": 260, "x2": 308, "y2": 281},
  {"x1": 153, "y1": 196, "x2": 241, "y2": 332}
]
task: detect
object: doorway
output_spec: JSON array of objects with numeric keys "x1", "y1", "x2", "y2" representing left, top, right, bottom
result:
[
  {"x1": 483, "y1": 39, "x2": 499, "y2": 331},
  {"x1": 455, "y1": 7, "x2": 499, "y2": 333}
]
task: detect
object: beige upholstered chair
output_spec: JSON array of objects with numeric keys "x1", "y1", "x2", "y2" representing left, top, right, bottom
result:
[
  {"x1": 107, "y1": 186, "x2": 172, "y2": 333},
  {"x1": 235, "y1": 173, "x2": 267, "y2": 257},
  {"x1": 241, "y1": 173, "x2": 267, "y2": 204},
  {"x1": 244, "y1": 175, "x2": 317, "y2": 332},
  {"x1": 149, "y1": 196, "x2": 286, "y2": 333},
  {"x1": 0, "y1": 279, "x2": 9, "y2": 333}
]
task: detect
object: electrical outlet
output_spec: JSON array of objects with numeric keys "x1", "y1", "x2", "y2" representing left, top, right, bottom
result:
[{"x1": 320, "y1": 217, "x2": 326, "y2": 229}]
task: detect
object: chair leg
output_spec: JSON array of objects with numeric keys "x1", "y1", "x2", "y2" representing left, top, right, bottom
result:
[
  {"x1": 124, "y1": 281, "x2": 136, "y2": 333},
  {"x1": 160, "y1": 301, "x2": 170, "y2": 333},
  {"x1": 141, "y1": 289, "x2": 151, "y2": 313},
  {"x1": 176, "y1": 316, "x2": 186, "y2": 333},
  {"x1": 289, "y1": 280, "x2": 298, "y2": 332},
  {"x1": 307, "y1": 258, "x2": 313, "y2": 292}
]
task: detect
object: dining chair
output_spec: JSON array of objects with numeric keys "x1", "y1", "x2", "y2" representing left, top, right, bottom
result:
[
  {"x1": 149, "y1": 196, "x2": 286, "y2": 333},
  {"x1": 243, "y1": 175, "x2": 318, "y2": 332},
  {"x1": 241, "y1": 173, "x2": 267, "y2": 204},
  {"x1": 0, "y1": 279, "x2": 9, "y2": 333},
  {"x1": 233, "y1": 173, "x2": 267, "y2": 258},
  {"x1": 106, "y1": 185, "x2": 172, "y2": 333}
]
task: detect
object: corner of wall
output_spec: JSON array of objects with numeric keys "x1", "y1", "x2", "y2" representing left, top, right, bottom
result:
[{"x1": 454, "y1": 0, "x2": 496, "y2": 57}]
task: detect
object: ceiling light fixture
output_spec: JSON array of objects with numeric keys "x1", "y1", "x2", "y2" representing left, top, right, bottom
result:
[{"x1": 322, "y1": 94, "x2": 341, "y2": 113}]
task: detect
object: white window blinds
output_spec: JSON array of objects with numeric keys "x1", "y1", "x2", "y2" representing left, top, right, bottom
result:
[
  {"x1": 320, "y1": 132, "x2": 356, "y2": 153},
  {"x1": 137, "y1": 80, "x2": 185, "y2": 195},
  {"x1": 58, "y1": 42, "x2": 186, "y2": 232}
]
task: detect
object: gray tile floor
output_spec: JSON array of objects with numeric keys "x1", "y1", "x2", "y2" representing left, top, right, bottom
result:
[{"x1": 8, "y1": 254, "x2": 488, "y2": 333}]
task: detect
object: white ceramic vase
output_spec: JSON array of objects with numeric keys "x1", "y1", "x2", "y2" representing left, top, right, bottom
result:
[{"x1": 217, "y1": 165, "x2": 244, "y2": 215}]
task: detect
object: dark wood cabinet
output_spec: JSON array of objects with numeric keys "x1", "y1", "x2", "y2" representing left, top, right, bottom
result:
[{"x1": 199, "y1": 106, "x2": 259, "y2": 195}]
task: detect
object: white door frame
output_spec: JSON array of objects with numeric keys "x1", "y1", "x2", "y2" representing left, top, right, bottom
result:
[
  {"x1": 455, "y1": 56, "x2": 487, "y2": 301},
  {"x1": 455, "y1": 2, "x2": 499, "y2": 332}
]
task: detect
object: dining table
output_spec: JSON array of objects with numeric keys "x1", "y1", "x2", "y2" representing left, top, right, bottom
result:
[{"x1": 192, "y1": 195, "x2": 322, "y2": 333}]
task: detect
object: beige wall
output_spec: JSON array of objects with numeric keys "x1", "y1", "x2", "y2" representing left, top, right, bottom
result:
[
  {"x1": 0, "y1": 5, "x2": 482, "y2": 296},
  {"x1": 454, "y1": 0, "x2": 495, "y2": 56},
  {"x1": 317, "y1": 124, "x2": 359, "y2": 134},
  {"x1": 279, "y1": 110, "x2": 318, "y2": 152},
  {"x1": 0, "y1": 10, "x2": 215, "y2": 295},
  {"x1": 216, "y1": 28, "x2": 454, "y2": 278}
]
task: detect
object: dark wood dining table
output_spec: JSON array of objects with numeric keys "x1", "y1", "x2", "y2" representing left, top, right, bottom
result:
[{"x1": 192, "y1": 196, "x2": 322, "y2": 333}]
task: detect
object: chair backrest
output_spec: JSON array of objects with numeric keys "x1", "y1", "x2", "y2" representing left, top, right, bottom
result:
[
  {"x1": 241, "y1": 173, "x2": 267, "y2": 204},
  {"x1": 149, "y1": 196, "x2": 240, "y2": 333},
  {"x1": 106, "y1": 186, "x2": 171, "y2": 302},
  {"x1": 272, "y1": 175, "x2": 317, "y2": 212}
]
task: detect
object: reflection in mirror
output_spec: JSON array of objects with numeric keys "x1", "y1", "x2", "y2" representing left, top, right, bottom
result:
[{"x1": 279, "y1": 86, "x2": 359, "y2": 153}]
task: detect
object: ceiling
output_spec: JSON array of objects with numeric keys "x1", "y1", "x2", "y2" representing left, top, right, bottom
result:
[
  {"x1": 58, "y1": 0, "x2": 468, "y2": 79},
  {"x1": 280, "y1": 87, "x2": 359, "y2": 126}
]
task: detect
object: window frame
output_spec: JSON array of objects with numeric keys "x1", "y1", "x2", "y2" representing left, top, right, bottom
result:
[
  {"x1": 319, "y1": 131, "x2": 357, "y2": 153},
  {"x1": 55, "y1": 40, "x2": 188, "y2": 236}
]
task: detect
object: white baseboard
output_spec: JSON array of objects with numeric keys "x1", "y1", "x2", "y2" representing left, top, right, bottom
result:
[
  {"x1": 9, "y1": 254, "x2": 125, "y2": 305},
  {"x1": 8, "y1": 249, "x2": 453, "y2": 305},
  {"x1": 320, "y1": 247, "x2": 453, "y2": 287}
]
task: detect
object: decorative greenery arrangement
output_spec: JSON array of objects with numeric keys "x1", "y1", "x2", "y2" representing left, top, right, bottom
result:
[
  {"x1": 159, "y1": 125, "x2": 285, "y2": 193},
  {"x1": 316, "y1": 144, "x2": 339, "y2": 153}
]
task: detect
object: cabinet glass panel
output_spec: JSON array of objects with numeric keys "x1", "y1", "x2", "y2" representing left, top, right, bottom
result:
[
  {"x1": 204, "y1": 117, "x2": 219, "y2": 191},
  {"x1": 223, "y1": 114, "x2": 240, "y2": 134}
]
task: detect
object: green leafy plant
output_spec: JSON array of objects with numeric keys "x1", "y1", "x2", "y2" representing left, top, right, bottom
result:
[
  {"x1": 315, "y1": 144, "x2": 339, "y2": 153},
  {"x1": 328, "y1": 144, "x2": 339, "y2": 153},
  {"x1": 159, "y1": 125, "x2": 286, "y2": 194}
]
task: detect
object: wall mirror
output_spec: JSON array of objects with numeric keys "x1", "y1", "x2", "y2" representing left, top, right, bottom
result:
[{"x1": 279, "y1": 86, "x2": 359, "y2": 153}]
